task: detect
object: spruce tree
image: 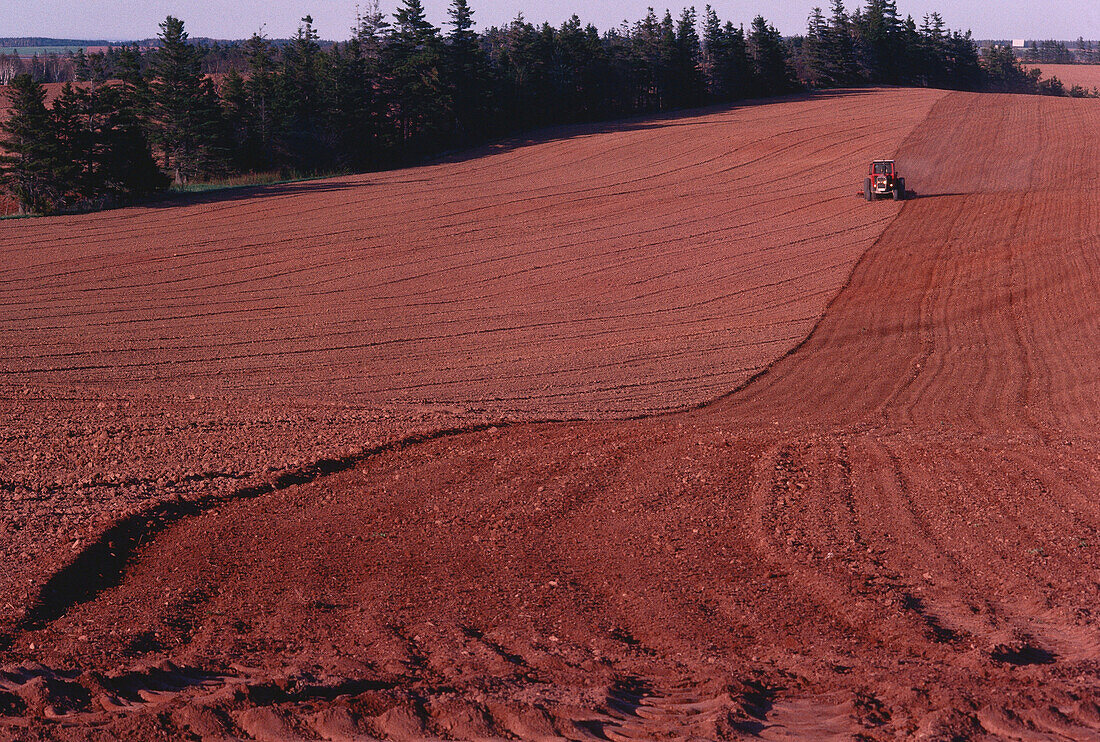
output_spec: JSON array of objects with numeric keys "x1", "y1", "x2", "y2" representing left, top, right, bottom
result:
[
  {"x1": 631, "y1": 9, "x2": 664, "y2": 111},
  {"x1": 916, "y1": 13, "x2": 947, "y2": 86},
  {"x1": 149, "y1": 16, "x2": 224, "y2": 183},
  {"x1": 278, "y1": 15, "x2": 335, "y2": 168},
  {"x1": 948, "y1": 32, "x2": 982, "y2": 90},
  {"x1": 97, "y1": 83, "x2": 165, "y2": 202},
  {"x1": 672, "y1": 7, "x2": 704, "y2": 107},
  {"x1": 330, "y1": 38, "x2": 375, "y2": 169},
  {"x1": 491, "y1": 15, "x2": 552, "y2": 129},
  {"x1": 73, "y1": 49, "x2": 91, "y2": 82},
  {"x1": 385, "y1": 0, "x2": 450, "y2": 154},
  {"x1": 898, "y1": 15, "x2": 921, "y2": 84},
  {"x1": 448, "y1": 0, "x2": 477, "y2": 53},
  {"x1": 657, "y1": 10, "x2": 677, "y2": 108},
  {"x1": 701, "y1": 6, "x2": 723, "y2": 97},
  {"x1": 701, "y1": 12, "x2": 753, "y2": 102},
  {"x1": 0, "y1": 74, "x2": 64, "y2": 214},
  {"x1": 115, "y1": 43, "x2": 151, "y2": 132},
  {"x1": 50, "y1": 85, "x2": 93, "y2": 202},
  {"x1": 856, "y1": 0, "x2": 902, "y2": 82},
  {"x1": 86, "y1": 52, "x2": 109, "y2": 83},
  {"x1": 221, "y1": 68, "x2": 254, "y2": 170},
  {"x1": 282, "y1": 15, "x2": 324, "y2": 128},
  {"x1": 562, "y1": 19, "x2": 612, "y2": 121},
  {"x1": 446, "y1": 0, "x2": 493, "y2": 143},
  {"x1": 980, "y1": 44, "x2": 1036, "y2": 92},
  {"x1": 355, "y1": 5, "x2": 393, "y2": 163},
  {"x1": 243, "y1": 33, "x2": 278, "y2": 168},
  {"x1": 723, "y1": 23, "x2": 753, "y2": 100},
  {"x1": 803, "y1": 7, "x2": 831, "y2": 86},
  {"x1": 356, "y1": 0, "x2": 390, "y2": 66},
  {"x1": 823, "y1": 0, "x2": 860, "y2": 85},
  {"x1": 53, "y1": 83, "x2": 166, "y2": 207},
  {"x1": 749, "y1": 16, "x2": 796, "y2": 96}
]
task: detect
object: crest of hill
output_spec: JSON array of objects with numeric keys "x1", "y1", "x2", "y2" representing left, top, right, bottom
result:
[
  {"x1": 1024, "y1": 63, "x2": 1100, "y2": 90},
  {"x1": 0, "y1": 87, "x2": 944, "y2": 417},
  {"x1": 0, "y1": 36, "x2": 325, "y2": 50},
  {"x1": 0, "y1": 37, "x2": 117, "y2": 47}
]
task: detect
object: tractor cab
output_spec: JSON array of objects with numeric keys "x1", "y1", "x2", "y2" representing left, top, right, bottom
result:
[{"x1": 864, "y1": 159, "x2": 906, "y2": 201}]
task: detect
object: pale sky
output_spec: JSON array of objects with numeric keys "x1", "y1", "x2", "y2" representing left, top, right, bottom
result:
[{"x1": 2, "y1": 0, "x2": 1097, "y2": 42}]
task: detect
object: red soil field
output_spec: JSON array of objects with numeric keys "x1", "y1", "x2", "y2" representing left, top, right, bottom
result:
[
  {"x1": 0, "y1": 89, "x2": 937, "y2": 416},
  {"x1": 1026, "y1": 63, "x2": 1100, "y2": 90},
  {"x1": 0, "y1": 88, "x2": 941, "y2": 653},
  {"x1": 2, "y1": 87, "x2": 1100, "y2": 739}
]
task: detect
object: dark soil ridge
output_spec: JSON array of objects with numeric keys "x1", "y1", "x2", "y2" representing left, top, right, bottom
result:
[{"x1": 0, "y1": 422, "x2": 507, "y2": 649}]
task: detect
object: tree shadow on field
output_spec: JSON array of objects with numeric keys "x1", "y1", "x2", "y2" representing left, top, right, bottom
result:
[
  {"x1": 851, "y1": 190, "x2": 970, "y2": 202},
  {"x1": 144, "y1": 179, "x2": 372, "y2": 209},
  {"x1": 904, "y1": 191, "x2": 969, "y2": 200},
  {"x1": 0, "y1": 422, "x2": 498, "y2": 652},
  {"x1": 436, "y1": 87, "x2": 881, "y2": 168},
  {"x1": 139, "y1": 87, "x2": 887, "y2": 211}
]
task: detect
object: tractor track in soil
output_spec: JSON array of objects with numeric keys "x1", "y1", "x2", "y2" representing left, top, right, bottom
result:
[{"x1": 2, "y1": 88, "x2": 1100, "y2": 739}]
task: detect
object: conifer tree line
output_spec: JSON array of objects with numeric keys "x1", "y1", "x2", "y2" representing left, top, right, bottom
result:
[
  {"x1": 1025, "y1": 39, "x2": 1081, "y2": 65},
  {"x1": 0, "y1": 0, "x2": 1085, "y2": 215}
]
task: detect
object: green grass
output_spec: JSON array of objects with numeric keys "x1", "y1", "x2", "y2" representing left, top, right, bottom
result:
[
  {"x1": 0, "y1": 169, "x2": 347, "y2": 218},
  {"x1": 167, "y1": 170, "x2": 344, "y2": 196},
  {"x1": 0, "y1": 46, "x2": 87, "y2": 55}
]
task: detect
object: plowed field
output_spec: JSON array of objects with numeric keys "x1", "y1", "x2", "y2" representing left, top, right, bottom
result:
[
  {"x1": 3, "y1": 88, "x2": 1100, "y2": 740},
  {"x1": 1026, "y1": 63, "x2": 1100, "y2": 90},
  {"x1": 0, "y1": 87, "x2": 941, "y2": 610}
]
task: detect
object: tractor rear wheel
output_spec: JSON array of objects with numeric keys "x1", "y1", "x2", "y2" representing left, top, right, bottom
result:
[
  {"x1": 864, "y1": 178, "x2": 872, "y2": 201},
  {"x1": 898, "y1": 177, "x2": 906, "y2": 199}
]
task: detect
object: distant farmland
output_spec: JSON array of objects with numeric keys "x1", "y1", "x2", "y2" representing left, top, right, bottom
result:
[
  {"x1": 0, "y1": 46, "x2": 90, "y2": 55},
  {"x1": 0, "y1": 36, "x2": 116, "y2": 55},
  {"x1": 1025, "y1": 63, "x2": 1100, "y2": 90}
]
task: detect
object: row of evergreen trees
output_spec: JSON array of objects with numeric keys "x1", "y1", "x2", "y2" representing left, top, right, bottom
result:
[
  {"x1": 0, "y1": 74, "x2": 165, "y2": 214},
  {"x1": 1021, "y1": 39, "x2": 1100, "y2": 65},
  {"x1": 0, "y1": 0, "x2": 1076, "y2": 215},
  {"x1": 801, "y1": 4, "x2": 982, "y2": 89}
]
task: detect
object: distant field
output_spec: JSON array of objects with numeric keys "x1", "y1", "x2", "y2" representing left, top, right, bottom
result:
[
  {"x1": 0, "y1": 45, "x2": 86, "y2": 55},
  {"x1": 1027, "y1": 62, "x2": 1100, "y2": 90}
]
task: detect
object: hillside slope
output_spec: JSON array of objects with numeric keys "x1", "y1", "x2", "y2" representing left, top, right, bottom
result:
[
  {"x1": 0, "y1": 88, "x2": 943, "y2": 620},
  {"x1": 1025, "y1": 63, "x2": 1100, "y2": 90},
  {"x1": 6, "y1": 89, "x2": 1097, "y2": 740},
  {"x1": 1, "y1": 89, "x2": 940, "y2": 416}
]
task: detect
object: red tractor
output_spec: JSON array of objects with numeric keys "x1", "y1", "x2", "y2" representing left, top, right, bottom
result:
[{"x1": 864, "y1": 160, "x2": 906, "y2": 201}]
